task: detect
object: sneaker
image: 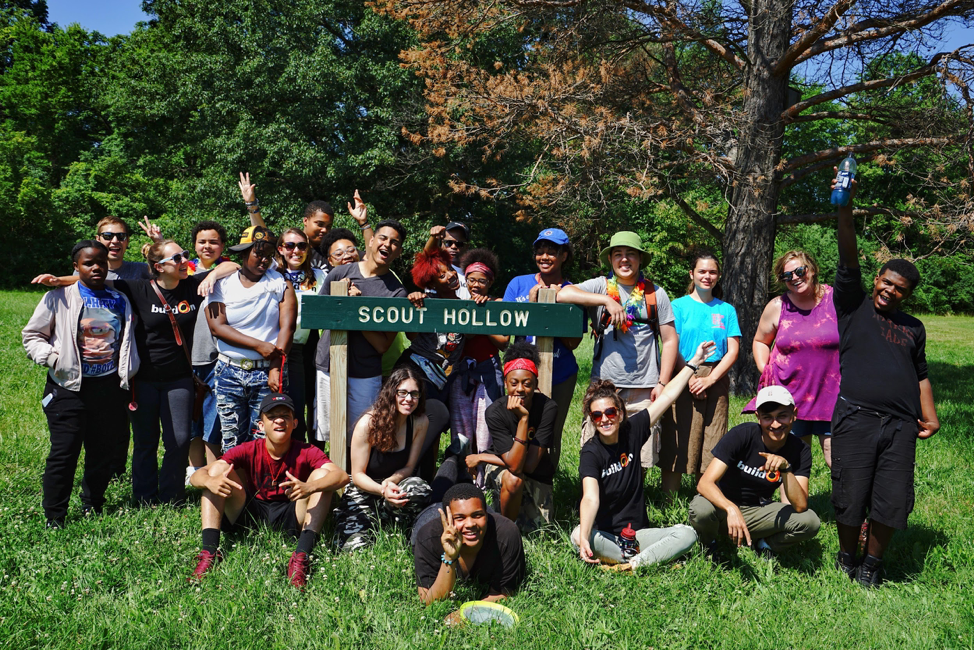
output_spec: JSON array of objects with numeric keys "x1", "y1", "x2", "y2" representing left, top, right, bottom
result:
[
  {"x1": 287, "y1": 551, "x2": 311, "y2": 588},
  {"x1": 81, "y1": 505, "x2": 102, "y2": 517},
  {"x1": 46, "y1": 517, "x2": 65, "y2": 530},
  {"x1": 856, "y1": 555, "x2": 884, "y2": 588},
  {"x1": 189, "y1": 549, "x2": 222, "y2": 582},
  {"x1": 835, "y1": 551, "x2": 858, "y2": 579},
  {"x1": 753, "y1": 539, "x2": 776, "y2": 560},
  {"x1": 185, "y1": 466, "x2": 203, "y2": 487}
]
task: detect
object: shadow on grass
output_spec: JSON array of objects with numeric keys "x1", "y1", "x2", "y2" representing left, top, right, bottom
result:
[
  {"x1": 927, "y1": 361, "x2": 974, "y2": 441},
  {"x1": 884, "y1": 522, "x2": 949, "y2": 583}
]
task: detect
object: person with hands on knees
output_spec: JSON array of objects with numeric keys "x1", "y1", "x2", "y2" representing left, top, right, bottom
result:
[
  {"x1": 689, "y1": 386, "x2": 820, "y2": 560},
  {"x1": 206, "y1": 226, "x2": 296, "y2": 451},
  {"x1": 830, "y1": 173, "x2": 938, "y2": 588},
  {"x1": 413, "y1": 483, "x2": 525, "y2": 605},
  {"x1": 332, "y1": 367, "x2": 433, "y2": 552},
  {"x1": 464, "y1": 342, "x2": 557, "y2": 533},
  {"x1": 23, "y1": 240, "x2": 140, "y2": 528},
  {"x1": 573, "y1": 341, "x2": 715, "y2": 571},
  {"x1": 188, "y1": 393, "x2": 348, "y2": 588},
  {"x1": 556, "y1": 231, "x2": 678, "y2": 469}
]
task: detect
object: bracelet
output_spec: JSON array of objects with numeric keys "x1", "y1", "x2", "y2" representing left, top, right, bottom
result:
[
  {"x1": 441, "y1": 553, "x2": 455, "y2": 566},
  {"x1": 686, "y1": 362, "x2": 699, "y2": 372},
  {"x1": 359, "y1": 223, "x2": 372, "y2": 231},
  {"x1": 657, "y1": 381, "x2": 666, "y2": 387},
  {"x1": 513, "y1": 437, "x2": 529, "y2": 446},
  {"x1": 244, "y1": 200, "x2": 259, "y2": 207}
]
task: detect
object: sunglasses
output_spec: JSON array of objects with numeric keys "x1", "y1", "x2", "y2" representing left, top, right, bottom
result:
[
  {"x1": 778, "y1": 266, "x2": 808, "y2": 283},
  {"x1": 442, "y1": 239, "x2": 467, "y2": 249},
  {"x1": 280, "y1": 241, "x2": 309, "y2": 252},
  {"x1": 590, "y1": 407, "x2": 620, "y2": 422},
  {"x1": 98, "y1": 231, "x2": 129, "y2": 242},
  {"x1": 159, "y1": 250, "x2": 192, "y2": 265},
  {"x1": 396, "y1": 390, "x2": 421, "y2": 400}
]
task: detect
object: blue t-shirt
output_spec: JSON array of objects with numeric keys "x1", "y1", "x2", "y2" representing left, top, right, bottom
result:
[
  {"x1": 77, "y1": 283, "x2": 127, "y2": 377},
  {"x1": 503, "y1": 274, "x2": 579, "y2": 386},
  {"x1": 671, "y1": 295, "x2": 741, "y2": 363}
]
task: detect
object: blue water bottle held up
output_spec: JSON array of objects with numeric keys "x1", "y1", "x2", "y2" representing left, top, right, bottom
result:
[{"x1": 831, "y1": 156, "x2": 857, "y2": 207}]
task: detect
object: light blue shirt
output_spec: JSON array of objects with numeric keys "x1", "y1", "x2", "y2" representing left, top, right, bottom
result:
[{"x1": 672, "y1": 295, "x2": 741, "y2": 363}]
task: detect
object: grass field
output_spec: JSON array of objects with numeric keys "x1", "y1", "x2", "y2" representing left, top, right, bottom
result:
[{"x1": 1, "y1": 289, "x2": 973, "y2": 649}]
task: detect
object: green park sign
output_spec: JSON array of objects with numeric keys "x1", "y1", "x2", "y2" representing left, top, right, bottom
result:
[{"x1": 300, "y1": 296, "x2": 586, "y2": 338}]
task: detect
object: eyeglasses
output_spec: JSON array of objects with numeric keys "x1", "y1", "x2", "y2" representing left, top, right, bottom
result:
[
  {"x1": 159, "y1": 250, "x2": 192, "y2": 265},
  {"x1": 281, "y1": 241, "x2": 309, "y2": 252},
  {"x1": 396, "y1": 390, "x2": 422, "y2": 400},
  {"x1": 590, "y1": 407, "x2": 620, "y2": 422},
  {"x1": 778, "y1": 266, "x2": 808, "y2": 283},
  {"x1": 329, "y1": 246, "x2": 358, "y2": 260},
  {"x1": 98, "y1": 231, "x2": 129, "y2": 242},
  {"x1": 466, "y1": 277, "x2": 490, "y2": 287},
  {"x1": 442, "y1": 239, "x2": 467, "y2": 249}
]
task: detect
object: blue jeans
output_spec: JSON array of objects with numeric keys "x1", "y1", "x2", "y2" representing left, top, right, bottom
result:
[
  {"x1": 215, "y1": 360, "x2": 288, "y2": 452},
  {"x1": 191, "y1": 362, "x2": 221, "y2": 446}
]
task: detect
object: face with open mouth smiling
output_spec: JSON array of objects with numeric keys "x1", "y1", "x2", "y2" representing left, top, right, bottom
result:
[
  {"x1": 780, "y1": 258, "x2": 814, "y2": 297},
  {"x1": 368, "y1": 226, "x2": 403, "y2": 267},
  {"x1": 872, "y1": 270, "x2": 912, "y2": 313}
]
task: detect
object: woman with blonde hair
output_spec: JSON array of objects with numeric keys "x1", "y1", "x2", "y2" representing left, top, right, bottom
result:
[{"x1": 747, "y1": 250, "x2": 840, "y2": 470}]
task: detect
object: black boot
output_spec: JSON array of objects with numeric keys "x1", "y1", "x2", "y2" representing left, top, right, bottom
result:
[
  {"x1": 835, "y1": 551, "x2": 858, "y2": 580},
  {"x1": 856, "y1": 554, "x2": 884, "y2": 588}
]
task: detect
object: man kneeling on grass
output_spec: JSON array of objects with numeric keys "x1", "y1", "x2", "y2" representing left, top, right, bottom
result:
[
  {"x1": 188, "y1": 393, "x2": 348, "y2": 587},
  {"x1": 413, "y1": 484, "x2": 525, "y2": 604},
  {"x1": 689, "y1": 386, "x2": 820, "y2": 559}
]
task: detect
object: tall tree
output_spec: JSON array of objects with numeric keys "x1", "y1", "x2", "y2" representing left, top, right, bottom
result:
[{"x1": 375, "y1": 0, "x2": 974, "y2": 391}]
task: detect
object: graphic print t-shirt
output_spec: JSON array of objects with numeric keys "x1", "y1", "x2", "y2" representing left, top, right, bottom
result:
[
  {"x1": 711, "y1": 423, "x2": 812, "y2": 507},
  {"x1": 579, "y1": 410, "x2": 652, "y2": 534},
  {"x1": 77, "y1": 283, "x2": 126, "y2": 378},
  {"x1": 221, "y1": 439, "x2": 331, "y2": 502}
]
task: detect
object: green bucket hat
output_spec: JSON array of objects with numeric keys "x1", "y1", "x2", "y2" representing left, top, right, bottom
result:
[{"x1": 599, "y1": 231, "x2": 650, "y2": 269}]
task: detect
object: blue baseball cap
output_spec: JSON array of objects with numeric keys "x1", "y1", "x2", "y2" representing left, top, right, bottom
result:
[{"x1": 534, "y1": 228, "x2": 570, "y2": 246}]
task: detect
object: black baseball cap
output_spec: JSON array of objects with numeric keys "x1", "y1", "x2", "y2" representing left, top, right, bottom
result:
[
  {"x1": 444, "y1": 221, "x2": 470, "y2": 240},
  {"x1": 258, "y1": 393, "x2": 295, "y2": 415}
]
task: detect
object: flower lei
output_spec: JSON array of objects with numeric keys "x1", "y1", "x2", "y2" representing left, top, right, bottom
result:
[{"x1": 606, "y1": 271, "x2": 646, "y2": 333}]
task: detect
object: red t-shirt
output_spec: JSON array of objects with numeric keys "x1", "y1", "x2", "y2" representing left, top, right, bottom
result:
[{"x1": 221, "y1": 440, "x2": 331, "y2": 502}]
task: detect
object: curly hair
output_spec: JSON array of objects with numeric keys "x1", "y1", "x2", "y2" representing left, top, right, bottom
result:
[
  {"x1": 879, "y1": 258, "x2": 920, "y2": 290},
  {"x1": 320, "y1": 228, "x2": 359, "y2": 260},
  {"x1": 367, "y1": 366, "x2": 427, "y2": 453},
  {"x1": 191, "y1": 220, "x2": 227, "y2": 245},
  {"x1": 503, "y1": 339, "x2": 539, "y2": 367},
  {"x1": 411, "y1": 248, "x2": 453, "y2": 290},
  {"x1": 773, "y1": 250, "x2": 821, "y2": 298},
  {"x1": 685, "y1": 250, "x2": 724, "y2": 300},
  {"x1": 144, "y1": 239, "x2": 178, "y2": 279},
  {"x1": 582, "y1": 379, "x2": 626, "y2": 425},
  {"x1": 459, "y1": 247, "x2": 500, "y2": 278}
]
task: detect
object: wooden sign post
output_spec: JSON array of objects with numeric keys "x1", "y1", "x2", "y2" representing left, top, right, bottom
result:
[{"x1": 302, "y1": 293, "x2": 586, "y2": 470}]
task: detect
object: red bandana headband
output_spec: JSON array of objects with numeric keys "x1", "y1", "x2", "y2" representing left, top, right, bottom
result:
[
  {"x1": 465, "y1": 262, "x2": 494, "y2": 280},
  {"x1": 503, "y1": 358, "x2": 538, "y2": 377}
]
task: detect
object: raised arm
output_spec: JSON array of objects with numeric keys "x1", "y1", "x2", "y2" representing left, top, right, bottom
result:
[
  {"x1": 835, "y1": 174, "x2": 859, "y2": 268},
  {"x1": 239, "y1": 172, "x2": 267, "y2": 228},
  {"x1": 646, "y1": 341, "x2": 716, "y2": 424},
  {"x1": 347, "y1": 189, "x2": 373, "y2": 248}
]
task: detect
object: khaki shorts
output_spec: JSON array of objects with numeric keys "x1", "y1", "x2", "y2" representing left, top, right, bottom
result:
[
  {"x1": 484, "y1": 465, "x2": 553, "y2": 533},
  {"x1": 581, "y1": 386, "x2": 659, "y2": 468}
]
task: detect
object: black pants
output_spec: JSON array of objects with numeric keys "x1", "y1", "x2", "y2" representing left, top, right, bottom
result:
[
  {"x1": 130, "y1": 376, "x2": 194, "y2": 505},
  {"x1": 41, "y1": 376, "x2": 128, "y2": 521}
]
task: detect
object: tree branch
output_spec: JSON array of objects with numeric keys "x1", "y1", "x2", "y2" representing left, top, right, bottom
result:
[
  {"x1": 788, "y1": 110, "x2": 891, "y2": 125},
  {"x1": 777, "y1": 206, "x2": 924, "y2": 225},
  {"x1": 781, "y1": 137, "x2": 957, "y2": 173},
  {"x1": 782, "y1": 56, "x2": 944, "y2": 120},
  {"x1": 773, "y1": 0, "x2": 856, "y2": 75},
  {"x1": 793, "y1": 0, "x2": 974, "y2": 65},
  {"x1": 666, "y1": 184, "x2": 725, "y2": 242}
]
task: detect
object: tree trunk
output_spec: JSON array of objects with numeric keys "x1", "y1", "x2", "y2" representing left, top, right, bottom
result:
[{"x1": 722, "y1": 0, "x2": 794, "y2": 395}]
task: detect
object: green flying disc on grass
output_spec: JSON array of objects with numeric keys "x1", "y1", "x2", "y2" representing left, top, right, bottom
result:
[{"x1": 457, "y1": 601, "x2": 519, "y2": 627}]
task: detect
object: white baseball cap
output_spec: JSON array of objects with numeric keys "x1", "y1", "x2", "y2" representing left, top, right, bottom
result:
[{"x1": 755, "y1": 386, "x2": 795, "y2": 410}]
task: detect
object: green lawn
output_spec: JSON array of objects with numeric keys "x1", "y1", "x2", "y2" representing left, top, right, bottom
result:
[{"x1": 1, "y1": 289, "x2": 972, "y2": 649}]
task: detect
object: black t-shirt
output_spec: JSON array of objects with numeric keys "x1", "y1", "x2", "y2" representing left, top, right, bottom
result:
[
  {"x1": 711, "y1": 423, "x2": 812, "y2": 507},
  {"x1": 486, "y1": 393, "x2": 558, "y2": 484},
  {"x1": 114, "y1": 275, "x2": 206, "y2": 381},
  {"x1": 413, "y1": 512, "x2": 526, "y2": 597},
  {"x1": 579, "y1": 410, "x2": 652, "y2": 535},
  {"x1": 833, "y1": 264, "x2": 927, "y2": 421},
  {"x1": 315, "y1": 263, "x2": 406, "y2": 378}
]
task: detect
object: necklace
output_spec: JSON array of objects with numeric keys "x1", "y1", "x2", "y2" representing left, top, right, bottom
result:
[{"x1": 606, "y1": 272, "x2": 646, "y2": 333}]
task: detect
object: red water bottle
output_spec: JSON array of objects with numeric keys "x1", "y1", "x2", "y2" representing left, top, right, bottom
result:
[{"x1": 619, "y1": 523, "x2": 639, "y2": 559}]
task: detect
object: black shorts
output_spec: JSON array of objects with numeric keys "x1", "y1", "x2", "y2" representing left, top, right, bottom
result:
[
  {"x1": 830, "y1": 397, "x2": 918, "y2": 530},
  {"x1": 222, "y1": 495, "x2": 301, "y2": 538}
]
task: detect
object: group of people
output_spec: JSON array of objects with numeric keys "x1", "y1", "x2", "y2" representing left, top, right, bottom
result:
[{"x1": 22, "y1": 173, "x2": 937, "y2": 596}]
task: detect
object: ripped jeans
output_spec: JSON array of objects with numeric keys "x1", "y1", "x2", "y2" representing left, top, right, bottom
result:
[{"x1": 215, "y1": 360, "x2": 288, "y2": 453}]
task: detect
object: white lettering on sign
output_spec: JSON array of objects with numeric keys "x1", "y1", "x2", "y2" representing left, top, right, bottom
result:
[
  {"x1": 373, "y1": 307, "x2": 385, "y2": 323},
  {"x1": 358, "y1": 306, "x2": 370, "y2": 323},
  {"x1": 500, "y1": 310, "x2": 512, "y2": 327},
  {"x1": 458, "y1": 309, "x2": 470, "y2": 326},
  {"x1": 472, "y1": 310, "x2": 484, "y2": 326},
  {"x1": 387, "y1": 307, "x2": 399, "y2": 324},
  {"x1": 486, "y1": 311, "x2": 497, "y2": 326},
  {"x1": 353, "y1": 304, "x2": 526, "y2": 329},
  {"x1": 515, "y1": 310, "x2": 528, "y2": 327},
  {"x1": 401, "y1": 307, "x2": 413, "y2": 324},
  {"x1": 444, "y1": 309, "x2": 456, "y2": 325}
]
